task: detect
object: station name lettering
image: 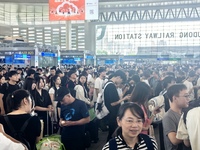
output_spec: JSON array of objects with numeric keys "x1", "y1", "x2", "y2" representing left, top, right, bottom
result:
[{"x1": 114, "y1": 32, "x2": 200, "y2": 40}]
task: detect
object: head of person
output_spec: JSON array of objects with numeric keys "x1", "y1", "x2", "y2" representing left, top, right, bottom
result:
[
  {"x1": 35, "y1": 76, "x2": 45, "y2": 90},
  {"x1": 27, "y1": 69, "x2": 36, "y2": 78},
  {"x1": 130, "y1": 82, "x2": 151, "y2": 105},
  {"x1": 162, "y1": 76, "x2": 176, "y2": 89},
  {"x1": 98, "y1": 67, "x2": 106, "y2": 78},
  {"x1": 131, "y1": 74, "x2": 140, "y2": 86},
  {"x1": 17, "y1": 68, "x2": 23, "y2": 75},
  {"x1": 36, "y1": 68, "x2": 43, "y2": 75},
  {"x1": 6, "y1": 89, "x2": 34, "y2": 113},
  {"x1": 50, "y1": 67, "x2": 56, "y2": 76},
  {"x1": 152, "y1": 70, "x2": 160, "y2": 79},
  {"x1": 111, "y1": 70, "x2": 127, "y2": 85},
  {"x1": 56, "y1": 69, "x2": 64, "y2": 78},
  {"x1": 23, "y1": 78, "x2": 36, "y2": 92},
  {"x1": 51, "y1": 75, "x2": 61, "y2": 87},
  {"x1": 167, "y1": 84, "x2": 189, "y2": 108},
  {"x1": 187, "y1": 70, "x2": 197, "y2": 82},
  {"x1": 195, "y1": 66, "x2": 200, "y2": 75},
  {"x1": 68, "y1": 70, "x2": 77, "y2": 80},
  {"x1": 78, "y1": 74, "x2": 87, "y2": 85},
  {"x1": 8, "y1": 70, "x2": 19, "y2": 82},
  {"x1": 0, "y1": 75, "x2": 5, "y2": 85},
  {"x1": 115, "y1": 102, "x2": 144, "y2": 138},
  {"x1": 56, "y1": 87, "x2": 74, "y2": 105}
]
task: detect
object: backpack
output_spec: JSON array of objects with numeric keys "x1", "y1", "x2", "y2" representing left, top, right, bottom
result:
[
  {"x1": 109, "y1": 134, "x2": 154, "y2": 149},
  {"x1": 95, "y1": 81, "x2": 113, "y2": 119},
  {"x1": 3, "y1": 115, "x2": 32, "y2": 150},
  {"x1": 36, "y1": 134, "x2": 66, "y2": 150},
  {"x1": 148, "y1": 95, "x2": 165, "y2": 122}
]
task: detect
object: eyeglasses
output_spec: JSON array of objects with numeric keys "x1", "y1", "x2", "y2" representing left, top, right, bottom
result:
[
  {"x1": 123, "y1": 118, "x2": 143, "y2": 125},
  {"x1": 177, "y1": 95, "x2": 190, "y2": 98}
]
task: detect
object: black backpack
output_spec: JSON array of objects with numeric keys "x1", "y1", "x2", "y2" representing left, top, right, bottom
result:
[{"x1": 4, "y1": 115, "x2": 32, "y2": 150}]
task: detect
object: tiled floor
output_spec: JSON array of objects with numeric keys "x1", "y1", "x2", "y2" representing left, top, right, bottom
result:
[{"x1": 88, "y1": 131, "x2": 108, "y2": 150}]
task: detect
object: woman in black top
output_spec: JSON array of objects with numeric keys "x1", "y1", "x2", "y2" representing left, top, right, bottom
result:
[
  {"x1": 31, "y1": 76, "x2": 53, "y2": 136},
  {"x1": 0, "y1": 89, "x2": 41, "y2": 150}
]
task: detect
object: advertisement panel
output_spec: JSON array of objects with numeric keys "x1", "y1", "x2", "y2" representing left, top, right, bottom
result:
[{"x1": 49, "y1": 0, "x2": 98, "y2": 21}]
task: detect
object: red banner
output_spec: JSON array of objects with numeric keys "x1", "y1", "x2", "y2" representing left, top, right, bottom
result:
[{"x1": 49, "y1": 0, "x2": 85, "y2": 21}]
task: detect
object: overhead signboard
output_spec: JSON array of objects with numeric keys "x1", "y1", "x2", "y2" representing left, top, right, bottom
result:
[{"x1": 49, "y1": 0, "x2": 99, "y2": 21}]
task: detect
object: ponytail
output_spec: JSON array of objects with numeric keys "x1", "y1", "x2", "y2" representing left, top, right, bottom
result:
[{"x1": 6, "y1": 89, "x2": 30, "y2": 113}]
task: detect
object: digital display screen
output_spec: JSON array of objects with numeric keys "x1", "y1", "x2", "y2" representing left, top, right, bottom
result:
[
  {"x1": 14, "y1": 54, "x2": 31, "y2": 59},
  {"x1": 62, "y1": 59, "x2": 76, "y2": 64},
  {"x1": 105, "y1": 60, "x2": 115, "y2": 64},
  {"x1": 41, "y1": 52, "x2": 56, "y2": 57}
]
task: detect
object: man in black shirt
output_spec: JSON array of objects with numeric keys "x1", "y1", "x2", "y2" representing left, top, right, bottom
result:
[
  {"x1": 57, "y1": 87, "x2": 90, "y2": 150},
  {"x1": 66, "y1": 70, "x2": 77, "y2": 97},
  {"x1": 104, "y1": 70, "x2": 130, "y2": 141},
  {"x1": 0, "y1": 70, "x2": 20, "y2": 114}
]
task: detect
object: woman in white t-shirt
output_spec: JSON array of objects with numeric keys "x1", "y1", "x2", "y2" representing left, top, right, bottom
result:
[
  {"x1": 49, "y1": 75, "x2": 61, "y2": 122},
  {"x1": 74, "y1": 74, "x2": 93, "y2": 107}
]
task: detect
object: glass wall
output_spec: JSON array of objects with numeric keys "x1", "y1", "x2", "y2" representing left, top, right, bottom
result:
[{"x1": 96, "y1": 21, "x2": 200, "y2": 57}]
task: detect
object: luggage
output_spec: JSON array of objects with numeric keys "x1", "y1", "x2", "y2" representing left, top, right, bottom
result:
[
  {"x1": 36, "y1": 134, "x2": 65, "y2": 150},
  {"x1": 36, "y1": 111, "x2": 65, "y2": 150}
]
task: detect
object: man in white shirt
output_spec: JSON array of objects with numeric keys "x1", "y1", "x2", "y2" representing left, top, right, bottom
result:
[
  {"x1": 177, "y1": 106, "x2": 200, "y2": 150},
  {"x1": 93, "y1": 67, "x2": 106, "y2": 103},
  {"x1": 195, "y1": 66, "x2": 200, "y2": 98}
]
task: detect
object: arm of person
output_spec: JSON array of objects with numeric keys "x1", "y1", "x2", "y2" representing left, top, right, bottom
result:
[
  {"x1": 168, "y1": 132, "x2": 183, "y2": 145},
  {"x1": 75, "y1": 86, "x2": 90, "y2": 105},
  {"x1": 111, "y1": 95, "x2": 130, "y2": 106},
  {"x1": 184, "y1": 139, "x2": 190, "y2": 147},
  {"x1": 95, "y1": 88, "x2": 99, "y2": 97},
  {"x1": 34, "y1": 106, "x2": 50, "y2": 111},
  {"x1": 0, "y1": 94, "x2": 5, "y2": 115},
  {"x1": 60, "y1": 116, "x2": 90, "y2": 127}
]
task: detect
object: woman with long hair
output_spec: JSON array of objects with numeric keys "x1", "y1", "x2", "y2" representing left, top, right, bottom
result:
[
  {"x1": 130, "y1": 82, "x2": 160, "y2": 135},
  {"x1": 102, "y1": 102, "x2": 158, "y2": 149},
  {"x1": 49, "y1": 75, "x2": 61, "y2": 122},
  {"x1": 31, "y1": 76, "x2": 53, "y2": 136},
  {"x1": 74, "y1": 74, "x2": 92, "y2": 107},
  {"x1": 0, "y1": 89, "x2": 41, "y2": 150}
]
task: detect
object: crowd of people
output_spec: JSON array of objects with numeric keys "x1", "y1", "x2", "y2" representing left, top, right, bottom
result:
[{"x1": 0, "y1": 63, "x2": 199, "y2": 150}]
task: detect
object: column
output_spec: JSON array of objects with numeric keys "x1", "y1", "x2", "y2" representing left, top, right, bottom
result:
[{"x1": 66, "y1": 21, "x2": 72, "y2": 50}]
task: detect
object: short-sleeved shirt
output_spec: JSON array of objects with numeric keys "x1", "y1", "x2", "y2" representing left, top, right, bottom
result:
[
  {"x1": 49, "y1": 86, "x2": 59, "y2": 101},
  {"x1": 31, "y1": 89, "x2": 52, "y2": 117},
  {"x1": 162, "y1": 109, "x2": 183, "y2": 150},
  {"x1": 0, "y1": 114, "x2": 41, "y2": 150},
  {"x1": 102, "y1": 134, "x2": 158, "y2": 150},
  {"x1": 177, "y1": 107, "x2": 200, "y2": 150},
  {"x1": 93, "y1": 77, "x2": 103, "y2": 102},
  {"x1": 0, "y1": 83, "x2": 20, "y2": 113},
  {"x1": 60, "y1": 99, "x2": 89, "y2": 139}
]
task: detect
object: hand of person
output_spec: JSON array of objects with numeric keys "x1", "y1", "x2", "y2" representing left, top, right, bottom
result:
[
  {"x1": 124, "y1": 95, "x2": 131, "y2": 101},
  {"x1": 90, "y1": 101, "x2": 94, "y2": 108},
  {"x1": 152, "y1": 106, "x2": 161, "y2": 115}
]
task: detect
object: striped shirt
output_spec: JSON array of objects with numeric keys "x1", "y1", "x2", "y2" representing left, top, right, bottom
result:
[{"x1": 102, "y1": 134, "x2": 158, "y2": 150}]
